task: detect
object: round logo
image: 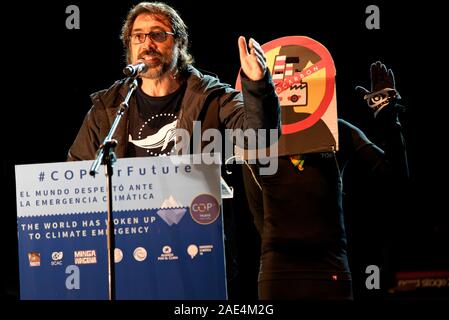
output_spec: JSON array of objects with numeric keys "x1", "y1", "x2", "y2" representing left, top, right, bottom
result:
[
  {"x1": 133, "y1": 247, "x2": 147, "y2": 262},
  {"x1": 235, "y1": 36, "x2": 336, "y2": 135},
  {"x1": 190, "y1": 194, "x2": 220, "y2": 225},
  {"x1": 162, "y1": 246, "x2": 172, "y2": 254},
  {"x1": 51, "y1": 251, "x2": 63, "y2": 261},
  {"x1": 114, "y1": 248, "x2": 123, "y2": 263},
  {"x1": 187, "y1": 244, "x2": 198, "y2": 259}
]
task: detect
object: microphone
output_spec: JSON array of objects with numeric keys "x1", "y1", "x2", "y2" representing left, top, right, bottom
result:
[{"x1": 123, "y1": 61, "x2": 148, "y2": 77}]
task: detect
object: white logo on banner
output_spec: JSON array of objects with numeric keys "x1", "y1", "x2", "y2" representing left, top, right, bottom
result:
[
  {"x1": 157, "y1": 195, "x2": 186, "y2": 226},
  {"x1": 133, "y1": 247, "x2": 147, "y2": 262}
]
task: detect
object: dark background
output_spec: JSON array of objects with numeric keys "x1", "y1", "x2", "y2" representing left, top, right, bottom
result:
[{"x1": 2, "y1": 0, "x2": 448, "y2": 301}]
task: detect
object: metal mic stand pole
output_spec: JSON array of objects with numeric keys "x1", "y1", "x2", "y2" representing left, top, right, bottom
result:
[{"x1": 89, "y1": 78, "x2": 138, "y2": 300}]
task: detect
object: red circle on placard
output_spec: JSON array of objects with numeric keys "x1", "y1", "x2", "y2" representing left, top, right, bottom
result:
[{"x1": 235, "y1": 36, "x2": 336, "y2": 134}]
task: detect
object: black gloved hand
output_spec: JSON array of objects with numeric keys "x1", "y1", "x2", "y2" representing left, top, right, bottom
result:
[{"x1": 355, "y1": 61, "x2": 401, "y2": 118}]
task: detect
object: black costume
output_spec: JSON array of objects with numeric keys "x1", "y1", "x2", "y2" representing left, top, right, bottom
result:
[{"x1": 242, "y1": 62, "x2": 409, "y2": 300}]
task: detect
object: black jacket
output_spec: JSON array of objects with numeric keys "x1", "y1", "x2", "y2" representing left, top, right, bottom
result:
[{"x1": 67, "y1": 66, "x2": 280, "y2": 160}]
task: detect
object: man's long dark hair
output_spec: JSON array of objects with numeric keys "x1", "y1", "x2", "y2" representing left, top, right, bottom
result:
[{"x1": 120, "y1": 2, "x2": 194, "y2": 71}]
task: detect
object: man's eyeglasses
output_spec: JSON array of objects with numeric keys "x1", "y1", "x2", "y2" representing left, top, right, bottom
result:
[{"x1": 130, "y1": 31, "x2": 175, "y2": 44}]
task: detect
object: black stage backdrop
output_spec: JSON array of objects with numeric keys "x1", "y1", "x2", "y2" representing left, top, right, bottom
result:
[{"x1": 2, "y1": 0, "x2": 448, "y2": 302}]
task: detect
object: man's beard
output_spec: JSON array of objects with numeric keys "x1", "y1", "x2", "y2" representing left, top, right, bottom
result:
[{"x1": 139, "y1": 49, "x2": 178, "y2": 79}]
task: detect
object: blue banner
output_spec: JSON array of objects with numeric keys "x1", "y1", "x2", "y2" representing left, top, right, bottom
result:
[{"x1": 16, "y1": 156, "x2": 227, "y2": 299}]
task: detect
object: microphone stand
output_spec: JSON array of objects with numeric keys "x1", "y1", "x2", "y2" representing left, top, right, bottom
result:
[{"x1": 89, "y1": 77, "x2": 139, "y2": 300}]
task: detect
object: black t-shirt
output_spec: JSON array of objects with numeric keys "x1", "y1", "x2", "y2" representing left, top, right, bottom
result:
[{"x1": 127, "y1": 83, "x2": 186, "y2": 157}]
